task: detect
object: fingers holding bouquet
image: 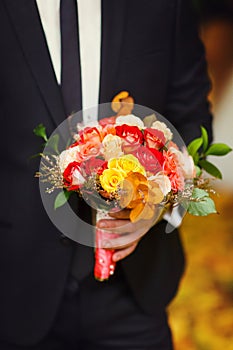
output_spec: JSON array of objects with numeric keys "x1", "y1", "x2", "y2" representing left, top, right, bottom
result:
[
  {"x1": 96, "y1": 213, "x2": 141, "y2": 262},
  {"x1": 94, "y1": 207, "x2": 157, "y2": 275},
  {"x1": 96, "y1": 207, "x2": 157, "y2": 250},
  {"x1": 35, "y1": 91, "x2": 232, "y2": 281}
]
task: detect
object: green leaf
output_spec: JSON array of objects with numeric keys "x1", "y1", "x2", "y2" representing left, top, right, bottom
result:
[
  {"x1": 193, "y1": 153, "x2": 200, "y2": 165},
  {"x1": 185, "y1": 197, "x2": 217, "y2": 216},
  {"x1": 33, "y1": 123, "x2": 48, "y2": 142},
  {"x1": 54, "y1": 190, "x2": 72, "y2": 209},
  {"x1": 201, "y1": 126, "x2": 209, "y2": 152},
  {"x1": 46, "y1": 134, "x2": 60, "y2": 154},
  {"x1": 66, "y1": 137, "x2": 72, "y2": 148},
  {"x1": 195, "y1": 165, "x2": 202, "y2": 177},
  {"x1": 187, "y1": 137, "x2": 203, "y2": 157},
  {"x1": 29, "y1": 152, "x2": 43, "y2": 160},
  {"x1": 143, "y1": 113, "x2": 157, "y2": 127},
  {"x1": 199, "y1": 159, "x2": 222, "y2": 179},
  {"x1": 192, "y1": 188, "x2": 209, "y2": 199},
  {"x1": 182, "y1": 188, "x2": 217, "y2": 216},
  {"x1": 205, "y1": 143, "x2": 232, "y2": 156}
]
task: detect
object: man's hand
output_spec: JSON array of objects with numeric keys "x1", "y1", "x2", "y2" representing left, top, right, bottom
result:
[{"x1": 96, "y1": 212, "x2": 155, "y2": 262}]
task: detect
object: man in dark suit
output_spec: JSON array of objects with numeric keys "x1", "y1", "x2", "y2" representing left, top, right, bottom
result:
[{"x1": 0, "y1": 0, "x2": 212, "y2": 349}]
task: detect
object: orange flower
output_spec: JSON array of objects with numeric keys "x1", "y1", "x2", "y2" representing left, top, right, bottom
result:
[
  {"x1": 111, "y1": 91, "x2": 134, "y2": 116},
  {"x1": 102, "y1": 124, "x2": 116, "y2": 138},
  {"x1": 119, "y1": 172, "x2": 164, "y2": 222}
]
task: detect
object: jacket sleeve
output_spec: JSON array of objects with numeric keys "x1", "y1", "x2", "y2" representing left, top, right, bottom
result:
[{"x1": 164, "y1": 0, "x2": 213, "y2": 145}]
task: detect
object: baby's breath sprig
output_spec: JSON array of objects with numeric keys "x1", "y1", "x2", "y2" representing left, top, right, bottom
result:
[{"x1": 35, "y1": 154, "x2": 63, "y2": 193}]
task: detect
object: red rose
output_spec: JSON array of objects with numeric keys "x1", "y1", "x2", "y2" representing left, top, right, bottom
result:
[
  {"x1": 63, "y1": 161, "x2": 85, "y2": 191},
  {"x1": 83, "y1": 157, "x2": 107, "y2": 175},
  {"x1": 116, "y1": 124, "x2": 143, "y2": 153},
  {"x1": 149, "y1": 148, "x2": 165, "y2": 166},
  {"x1": 69, "y1": 140, "x2": 79, "y2": 148},
  {"x1": 144, "y1": 128, "x2": 165, "y2": 149},
  {"x1": 132, "y1": 146, "x2": 164, "y2": 173}
]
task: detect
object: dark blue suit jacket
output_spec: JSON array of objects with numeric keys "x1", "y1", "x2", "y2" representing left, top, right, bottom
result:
[{"x1": 0, "y1": 0, "x2": 212, "y2": 345}]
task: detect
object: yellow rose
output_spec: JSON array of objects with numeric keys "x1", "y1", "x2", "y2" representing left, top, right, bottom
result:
[
  {"x1": 108, "y1": 155, "x2": 145, "y2": 175},
  {"x1": 100, "y1": 168, "x2": 126, "y2": 193}
]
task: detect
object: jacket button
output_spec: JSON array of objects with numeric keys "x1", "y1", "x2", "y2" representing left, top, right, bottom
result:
[
  {"x1": 59, "y1": 234, "x2": 72, "y2": 246},
  {"x1": 65, "y1": 276, "x2": 80, "y2": 297}
]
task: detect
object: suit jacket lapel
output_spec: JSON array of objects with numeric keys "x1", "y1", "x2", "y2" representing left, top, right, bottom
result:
[
  {"x1": 5, "y1": 0, "x2": 127, "y2": 124},
  {"x1": 4, "y1": 0, "x2": 66, "y2": 127},
  {"x1": 99, "y1": 0, "x2": 127, "y2": 104}
]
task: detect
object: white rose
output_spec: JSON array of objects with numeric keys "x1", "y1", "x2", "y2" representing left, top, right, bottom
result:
[
  {"x1": 151, "y1": 121, "x2": 173, "y2": 141},
  {"x1": 185, "y1": 155, "x2": 196, "y2": 179},
  {"x1": 149, "y1": 172, "x2": 171, "y2": 196},
  {"x1": 72, "y1": 168, "x2": 85, "y2": 186},
  {"x1": 59, "y1": 145, "x2": 80, "y2": 173},
  {"x1": 115, "y1": 114, "x2": 144, "y2": 128},
  {"x1": 102, "y1": 134, "x2": 123, "y2": 160}
]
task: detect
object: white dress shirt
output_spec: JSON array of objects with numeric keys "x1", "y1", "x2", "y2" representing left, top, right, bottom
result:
[
  {"x1": 36, "y1": 0, "x2": 101, "y2": 123},
  {"x1": 36, "y1": 0, "x2": 183, "y2": 230}
]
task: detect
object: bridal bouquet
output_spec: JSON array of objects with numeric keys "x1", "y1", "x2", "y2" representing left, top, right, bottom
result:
[{"x1": 35, "y1": 93, "x2": 231, "y2": 281}]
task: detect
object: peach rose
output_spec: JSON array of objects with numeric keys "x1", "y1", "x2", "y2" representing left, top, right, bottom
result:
[
  {"x1": 77, "y1": 141, "x2": 102, "y2": 162},
  {"x1": 79, "y1": 126, "x2": 103, "y2": 145},
  {"x1": 163, "y1": 148, "x2": 185, "y2": 192},
  {"x1": 169, "y1": 147, "x2": 196, "y2": 179}
]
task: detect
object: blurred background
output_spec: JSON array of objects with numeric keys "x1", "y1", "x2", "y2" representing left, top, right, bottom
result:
[{"x1": 168, "y1": 1, "x2": 233, "y2": 349}]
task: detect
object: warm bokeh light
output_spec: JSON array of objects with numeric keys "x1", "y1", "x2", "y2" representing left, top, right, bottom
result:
[
  {"x1": 168, "y1": 10, "x2": 233, "y2": 350},
  {"x1": 168, "y1": 190, "x2": 233, "y2": 350}
]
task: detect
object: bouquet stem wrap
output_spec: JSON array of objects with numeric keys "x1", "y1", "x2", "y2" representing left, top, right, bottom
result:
[{"x1": 94, "y1": 209, "x2": 117, "y2": 281}]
